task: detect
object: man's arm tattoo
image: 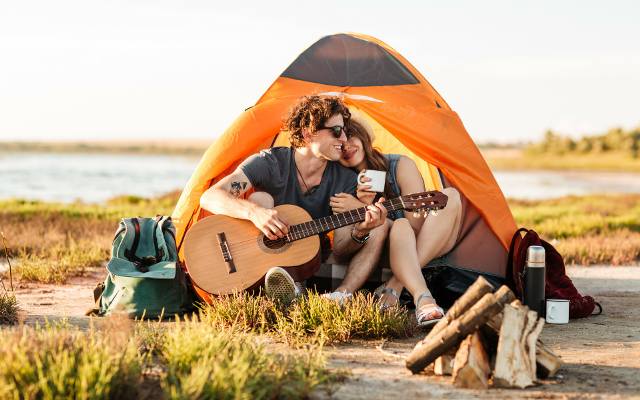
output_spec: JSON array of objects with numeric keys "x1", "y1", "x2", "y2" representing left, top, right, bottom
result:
[{"x1": 230, "y1": 181, "x2": 248, "y2": 197}]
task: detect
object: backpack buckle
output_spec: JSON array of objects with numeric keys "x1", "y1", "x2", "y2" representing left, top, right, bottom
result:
[{"x1": 134, "y1": 256, "x2": 157, "y2": 273}]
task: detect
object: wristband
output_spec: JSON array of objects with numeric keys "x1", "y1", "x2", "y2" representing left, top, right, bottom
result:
[{"x1": 351, "y1": 226, "x2": 370, "y2": 244}]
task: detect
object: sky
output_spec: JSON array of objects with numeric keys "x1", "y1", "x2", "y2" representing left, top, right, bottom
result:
[{"x1": 1, "y1": 0, "x2": 639, "y2": 144}]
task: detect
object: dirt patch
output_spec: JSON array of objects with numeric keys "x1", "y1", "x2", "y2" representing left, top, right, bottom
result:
[
  {"x1": 11, "y1": 267, "x2": 102, "y2": 328},
  {"x1": 7, "y1": 267, "x2": 640, "y2": 399},
  {"x1": 317, "y1": 267, "x2": 640, "y2": 399}
]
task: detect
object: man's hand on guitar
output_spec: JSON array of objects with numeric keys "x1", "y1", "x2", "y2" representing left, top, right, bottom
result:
[
  {"x1": 249, "y1": 206, "x2": 289, "y2": 240},
  {"x1": 355, "y1": 197, "x2": 387, "y2": 233}
]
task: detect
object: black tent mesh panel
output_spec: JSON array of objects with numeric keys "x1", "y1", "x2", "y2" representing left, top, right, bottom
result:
[{"x1": 281, "y1": 34, "x2": 419, "y2": 87}]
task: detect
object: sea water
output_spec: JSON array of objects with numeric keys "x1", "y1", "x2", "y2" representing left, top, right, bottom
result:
[
  {"x1": 0, "y1": 152, "x2": 198, "y2": 203},
  {"x1": 1, "y1": 152, "x2": 640, "y2": 203}
]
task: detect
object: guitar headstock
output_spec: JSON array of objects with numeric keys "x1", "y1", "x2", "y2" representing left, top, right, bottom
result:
[{"x1": 399, "y1": 191, "x2": 449, "y2": 218}]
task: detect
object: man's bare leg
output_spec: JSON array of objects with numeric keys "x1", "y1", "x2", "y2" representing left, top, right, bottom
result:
[{"x1": 334, "y1": 219, "x2": 391, "y2": 294}]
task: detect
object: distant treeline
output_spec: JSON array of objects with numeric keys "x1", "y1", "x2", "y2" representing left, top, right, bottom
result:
[
  {"x1": 526, "y1": 126, "x2": 640, "y2": 157},
  {"x1": 0, "y1": 141, "x2": 209, "y2": 155}
]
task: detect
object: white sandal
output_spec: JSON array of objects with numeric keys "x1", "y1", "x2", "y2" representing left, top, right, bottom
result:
[
  {"x1": 415, "y1": 292, "x2": 444, "y2": 328},
  {"x1": 373, "y1": 284, "x2": 400, "y2": 310}
]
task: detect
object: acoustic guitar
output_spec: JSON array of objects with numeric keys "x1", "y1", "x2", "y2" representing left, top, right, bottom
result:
[{"x1": 183, "y1": 191, "x2": 448, "y2": 295}]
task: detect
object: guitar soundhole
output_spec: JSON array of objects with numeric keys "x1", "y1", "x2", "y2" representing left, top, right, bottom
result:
[{"x1": 262, "y1": 236, "x2": 288, "y2": 250}]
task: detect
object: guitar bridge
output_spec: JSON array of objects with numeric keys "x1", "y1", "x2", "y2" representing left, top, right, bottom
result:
[{"x1": 216, "y1": 232, "x2": 236, "y2": 274}]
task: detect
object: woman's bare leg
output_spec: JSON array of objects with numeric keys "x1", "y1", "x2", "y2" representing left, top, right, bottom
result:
[
  {"x1": 388, "y1": 218, "x2": 430, "y2": 299},
  {"x1": 388, "y1": 218, "x2": 443, "y2": 321},
  {"x1": 386, "y1": 188, "x2": 462, "y2": 318},
  {"x1": 416, "y1": 187, "x2": 463, "y2": 266},
  {"x1": 387, "y1": 188, "x2": 462, "y2": 297}
]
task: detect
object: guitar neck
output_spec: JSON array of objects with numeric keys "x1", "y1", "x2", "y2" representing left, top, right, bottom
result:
[{"x1": 284, "y1": 197, "x2": 405, "y2": 242}]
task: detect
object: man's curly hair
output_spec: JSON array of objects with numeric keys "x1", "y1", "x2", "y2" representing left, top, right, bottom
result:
[{"x1": 284, "y1": 95, "x2": 351, "y2": 148}]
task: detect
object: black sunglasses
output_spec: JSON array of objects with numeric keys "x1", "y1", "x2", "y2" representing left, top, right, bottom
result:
[{"x1": 323, "y1": 125, "x2": 351, "y2": 139}]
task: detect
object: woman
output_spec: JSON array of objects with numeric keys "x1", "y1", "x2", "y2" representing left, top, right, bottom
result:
[{"x1": 330, "y1": 116, "x2": 462, "y2": 326}]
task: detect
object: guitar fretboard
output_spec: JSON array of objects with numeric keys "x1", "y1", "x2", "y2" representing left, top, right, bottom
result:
[{"x1": 284, "y1": 197, "x2": 406, "y2": 242}]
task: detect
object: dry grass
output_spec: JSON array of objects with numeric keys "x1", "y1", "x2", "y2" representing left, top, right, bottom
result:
[
  {"x1": 0, "y1": 294, "x2": 18, "y2": 325},
  {"x1": 0, "y1": 140, "x2": 209, "y2": 156},
  {"x1": 553, "y1": 230, "x2": 640, "y2": 266},
  {"x1": 0, "y1": 320, "x2": 143, "y2": 399},
  {"x1": 485, "y1": 149, "x2": 640, "y2": 172},
  {"x1": 1, "y1": 192, "x2": 637, "y2": 286},
  {"x1": 0, "y1": 316, "x2": 337, "y2": 399},
  {"x1": 509, "y1": 194, "x2": 640, "y2": 265},
  {"x1": 159, "y1": 317, "x2": 337, "y2": 399},
  {"x1": 199, "y1": 290, "x2": 414, "y2": 346},
  {"x1": 0, "y1": 192, "x2": 179, "y2": 283}
]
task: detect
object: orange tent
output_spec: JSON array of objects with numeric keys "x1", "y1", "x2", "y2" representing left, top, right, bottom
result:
[{"x1": 172, "y1": 33, "x2": 517, "y2": 294}]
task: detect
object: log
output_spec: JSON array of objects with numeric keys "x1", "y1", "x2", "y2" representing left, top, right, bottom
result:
[
  {"x1": 493, "y1": 302, "x2": 544, "y2": 388},
  {"x1": 485, "y1": 310, "x2": 562, "y2": 378},
  {"x1": 535, "y1": 344, "x2": 562, "y2": 379},
  {"x1": 526, "y1": 311, "x2": 545, "y2": 377},
  {"x1": 434, "y1": 352, "x2": 455, "y2": 376},
  {"x1": 452, "y1": 332, "x2": 491, "y2": 389},
  {"x1": 406, "y1": 285, "x2": 516, "y2": 374},
  {"x1": 425, "y1": 276, "x2": 495, "y2": 341}
]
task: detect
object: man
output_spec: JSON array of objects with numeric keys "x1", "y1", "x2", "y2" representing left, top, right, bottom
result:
[{"x1": 200, "y1": 95, "x2": 388, "y2": 303}]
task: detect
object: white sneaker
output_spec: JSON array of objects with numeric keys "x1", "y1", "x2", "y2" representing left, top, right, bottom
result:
[
  {"x1": 265, "y1": 267, "x2": 301, "y2": 305},
  {"x1": 321, "y1": 291, "x2": 353, "y2": 306}
]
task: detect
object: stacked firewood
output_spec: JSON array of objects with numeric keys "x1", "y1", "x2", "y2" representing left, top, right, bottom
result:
[{"x1": 405, "y1": 277, "x2": 562, "y2": 389}]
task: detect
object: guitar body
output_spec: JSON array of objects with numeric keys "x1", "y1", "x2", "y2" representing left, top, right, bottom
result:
[{"x1": 183, "y1": 204, "x2": 320, "y2": 296}]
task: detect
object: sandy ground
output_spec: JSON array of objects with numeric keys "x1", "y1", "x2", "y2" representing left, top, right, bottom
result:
[{"x1": 8, "y1": 266, "x2": 640, "y2": 399}]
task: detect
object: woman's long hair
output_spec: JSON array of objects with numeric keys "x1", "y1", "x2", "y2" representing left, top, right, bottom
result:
[{"x1": 348, "y1": 119, "x2": 398, "y2": 199}]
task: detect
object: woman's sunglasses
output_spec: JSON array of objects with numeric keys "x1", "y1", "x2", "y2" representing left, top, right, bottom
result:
[{"x1": 323, "y1": 125, "x2": 351, "y2": 139}]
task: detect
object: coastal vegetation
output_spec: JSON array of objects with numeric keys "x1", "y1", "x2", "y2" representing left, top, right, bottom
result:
[
  {"x1": 0, "y1": 318, "x2": 337, "y2": 399},
  {"x1": 0, "y1": 140, "x2": 208, "y2": 156},
  {"x1": 4, "y1": 124, "x2": 640, "y2": 172},
  {"x1": 1, "y1": 190, "x2": 638, "y2": 396},
  {"x1": 510, "y1": 194, "x2": 640, "y2": 265},
  {"x1": 0, "y1": 191, "x2": 638, "y2": 286},
  {"x1": 0, "y1": 193, "x2": 177, "y2": 284},
  {"x1": 199, "y1": 291, "x2": 413, "y2": 346},
  {"x1": 484, "y1": 126, "x2": 640, "y2": 172},
  {"x1": 0, "y1": 293, "x2": 18, "y2": 325}
]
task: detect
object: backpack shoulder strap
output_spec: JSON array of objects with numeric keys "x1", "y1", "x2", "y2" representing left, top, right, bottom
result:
[
  {"x1": 506, "y1": 228, "x2": 530, "y2": 294},
  {"x1": 508, "y1": 228, "x2": 529, "y2": 262},
  {"x1": 152, "y1": 215, "x2": 164, "y2": 261},
  {"x1": 158, "y1": 216, "x2": 177, "y2": 260},
  {"x1": 124, "y1": 217, "x2": 141, "y2": 261}
]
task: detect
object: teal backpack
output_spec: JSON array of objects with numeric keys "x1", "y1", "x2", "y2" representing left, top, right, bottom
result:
[{"x1": 96, "y1": 216, "x2": 193, "y2": 318}]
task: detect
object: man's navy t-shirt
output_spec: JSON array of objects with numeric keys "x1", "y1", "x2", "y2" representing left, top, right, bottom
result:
[{"x1": 240, "y1": 147, "x2": 357, "y2": 219}]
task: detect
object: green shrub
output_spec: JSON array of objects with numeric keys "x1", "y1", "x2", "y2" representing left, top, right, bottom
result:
[
  {"x1": 525, "y1": 126, "x2": 640, "y2": 158},
  {"x1": 16, "y1": 240, "x2": 107, "y2": 283},
  {"x1": 160, "y1": 317, "x2": 336, "y2": 399},
  {"x1": 0, "y1": 293, "x2": 18, "y2": 325},
  {"x1": 0, "y1": 192, "x2": 180, "y2": 283},
  {"x1": 0, "y1": 323, "x2": 142, "y2": 399},
  {"x1": 199, "y1": 291, "x2": 414, "y2": 345}
]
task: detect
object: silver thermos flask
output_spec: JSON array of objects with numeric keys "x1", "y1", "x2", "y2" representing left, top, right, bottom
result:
[{"x1": 524, "y1": 245, "x2": 546, "y2": 316}]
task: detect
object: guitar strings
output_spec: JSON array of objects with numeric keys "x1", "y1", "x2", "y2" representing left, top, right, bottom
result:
[
  {"x1": 205, "y1": 197, "x2": 437, "y2": 255},
  {"x1": 216, "y1": 201, "x2": 389, "y2": 249}
]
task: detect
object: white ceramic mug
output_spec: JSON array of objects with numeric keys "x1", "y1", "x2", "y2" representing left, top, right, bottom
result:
[
  {"x1": 546, "y1": 299, "x2": 569, "y2": 324},
  {"x1": 357, "y1": 169, "x2": 387, "y2": 193}
]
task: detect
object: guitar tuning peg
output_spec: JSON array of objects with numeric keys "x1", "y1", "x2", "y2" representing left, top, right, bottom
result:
[
  {"x1": 430, "y1": 209, "x2": 439, "y2": 216},
  {"x1": 413, "y1": 211, "x2": 420, "y2": 218},
  {"x1": 422, "y1": 210, "x2": 429, "y2": 218}
]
